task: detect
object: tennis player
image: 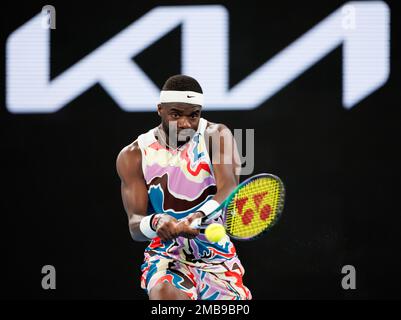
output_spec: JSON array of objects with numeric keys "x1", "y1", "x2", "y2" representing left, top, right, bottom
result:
[{"x1": 116, "y1": 75, "x2": 252, "y2": 300}]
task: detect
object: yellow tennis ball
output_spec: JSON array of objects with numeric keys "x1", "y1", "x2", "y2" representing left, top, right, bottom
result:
[{"x1": 205, "y1": 223, "x2": 226, "y2": 242}]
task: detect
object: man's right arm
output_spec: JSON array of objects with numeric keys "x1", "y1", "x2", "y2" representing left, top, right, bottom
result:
[
  {"x1": 116, "y1": 142, "x2": 150, "y2": 242},
  {"x1": 116, "y1": 141, "x2": 201, "y2": 242}
]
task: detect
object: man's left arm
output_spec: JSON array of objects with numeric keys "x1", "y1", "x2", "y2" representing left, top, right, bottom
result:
[
  {"x1": 186, "y1": 124, "x2": 240, "y2": 225},
  {"x1": 208, "y1": 124, "x2": 239, "y2": 203}
]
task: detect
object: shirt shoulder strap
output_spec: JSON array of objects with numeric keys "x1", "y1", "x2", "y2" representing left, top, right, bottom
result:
[
  {"x1": 137, "y1": 128, "x2": 157, "y2": 150},
  {"x1": 197, "y1": 118, "x2": 208, "y2": 135}
]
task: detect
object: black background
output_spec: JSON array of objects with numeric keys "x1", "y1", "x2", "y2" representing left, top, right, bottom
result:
[{"x1": 1, "y1": 0, "x2": 400, "y2": 300}]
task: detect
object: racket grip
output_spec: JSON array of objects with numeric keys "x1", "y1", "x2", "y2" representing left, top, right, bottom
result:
[{"x1": 190, "y1": 217, "x2": 202, "y2": 229}]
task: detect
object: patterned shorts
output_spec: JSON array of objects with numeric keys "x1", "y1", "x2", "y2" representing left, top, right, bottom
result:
[{"x1": 140, "y1": 254, "x2": 252, "y2": 300}]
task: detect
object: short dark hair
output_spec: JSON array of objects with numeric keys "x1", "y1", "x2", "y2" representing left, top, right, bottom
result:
[{"x1": 162, "y1": 75, "x2": 203, "y2": 93}]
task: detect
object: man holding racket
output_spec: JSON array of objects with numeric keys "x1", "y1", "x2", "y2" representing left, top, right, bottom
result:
[{"x1": 116, "y1": 75, "x2": 252, "y2": 300}]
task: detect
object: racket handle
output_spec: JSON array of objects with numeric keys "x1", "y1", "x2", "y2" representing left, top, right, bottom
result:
[{"x1": 190, "y1": 217, "x2": 202, "y2": 229}]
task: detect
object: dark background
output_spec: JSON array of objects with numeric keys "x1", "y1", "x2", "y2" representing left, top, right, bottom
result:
[{"x1": 1, "y1": 0, "x2": 400, "y2": 300}]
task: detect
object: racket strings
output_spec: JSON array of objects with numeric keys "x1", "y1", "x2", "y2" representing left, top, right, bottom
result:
[{"x1": 225, "y1": 176, "x2": 284, "y2": 239}]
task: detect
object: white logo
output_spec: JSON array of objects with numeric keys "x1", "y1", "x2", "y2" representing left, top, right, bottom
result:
[
  {"x1": 6, "y1": 2, "x2": 389, "y2": 113},
  {"x1": 41, "y1": 265, "x2": 56, "y2": 290},
  {"x1": 341, "y1": 265, "x2": 356, "y2": 290}
]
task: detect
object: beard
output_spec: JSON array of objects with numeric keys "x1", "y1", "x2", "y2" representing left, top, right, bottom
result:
[{"x1": 161, "y1": 121, "x2": 196, "y2": 147}]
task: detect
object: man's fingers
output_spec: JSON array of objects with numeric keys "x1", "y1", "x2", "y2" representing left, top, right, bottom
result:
[
  {"x1": 186, "y1": 231, "x2": 200, "y2": 239},
  {"x1": 157, "y1": 218, "x2": 201, "y2": 241},
  {"x1": 184, "y1": 216, "x2": 194, "y2": 224},
  {"x1": 181, "y1": 225, "x2": 200, "y2": 238},
  {"x1": 159, "y1": 231, "x2": 173, "y2": 242},
  {"x1": 157, "y1": 230, "x2": 168, "y2": 242},
  {"x1": 186, "y1": 211, "x2": 204, "y2": 224},
  {"x1": 157, "y1": 220, "x2": 179, "y2": 242}
]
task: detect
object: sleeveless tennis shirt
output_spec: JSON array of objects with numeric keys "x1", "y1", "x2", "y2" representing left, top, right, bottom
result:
[{"x1": 137, "y1": 118, "x2": 237, "y2": 271}]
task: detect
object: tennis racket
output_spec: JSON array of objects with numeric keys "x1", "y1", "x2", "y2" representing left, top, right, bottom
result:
[{"x1": 190, "y1": 173, "x2": 285, "y2": 240}]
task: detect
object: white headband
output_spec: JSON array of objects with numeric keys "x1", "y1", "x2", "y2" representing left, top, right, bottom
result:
[{"x1": 159, "y1": 90, "x2": 203, "y2": 106}]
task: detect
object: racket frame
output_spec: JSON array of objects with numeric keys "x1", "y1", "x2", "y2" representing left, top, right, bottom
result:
[{"x1": 192, "y1": 173, "x2": 285, "y2": 241}]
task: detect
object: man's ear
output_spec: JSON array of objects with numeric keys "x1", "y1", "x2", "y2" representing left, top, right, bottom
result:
[{"x1": 157, "y1": 104, "x2": 162, "y2": 116}]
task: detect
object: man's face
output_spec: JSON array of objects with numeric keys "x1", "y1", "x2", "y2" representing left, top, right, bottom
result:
[{"x1": 158, "y1": 103, "x2": 202, "y2": 143}]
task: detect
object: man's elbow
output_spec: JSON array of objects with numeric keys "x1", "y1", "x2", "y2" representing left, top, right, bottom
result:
[
  {"x1": 128, "y1": 219, "x2": 149, "y2": 242},
  {"x1": 129, "y1": 227, "x2": 149, "y2": 242},
  {"x1": 129, "y1": 229, "x2": 148, "y2": 242}
]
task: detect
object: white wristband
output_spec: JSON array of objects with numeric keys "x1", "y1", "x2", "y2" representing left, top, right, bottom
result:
[
  {"x1": 197, "y1": 199, "x2": 220, "y2": 217},
  {"x1": 139, "y1": 214, "x2": 158, "y2": 239}
]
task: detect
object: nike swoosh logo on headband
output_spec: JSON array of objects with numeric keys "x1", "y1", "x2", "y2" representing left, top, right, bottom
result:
[{"x1": 187, "y1": 95, "x2": 195, "y2": 98}]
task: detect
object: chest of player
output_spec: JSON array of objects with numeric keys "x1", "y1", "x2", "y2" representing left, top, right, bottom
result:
[{"x1": 142, "y1": 134, "x2": 213, "y2": 182}]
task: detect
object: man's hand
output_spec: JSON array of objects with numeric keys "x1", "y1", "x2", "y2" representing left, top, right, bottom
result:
[
  {"x1": 183, "y1": 211, "x2": 205, "y2": 228},
  {"x1": 155, "y1": 212, "x2": 205, "y2": 242}
]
